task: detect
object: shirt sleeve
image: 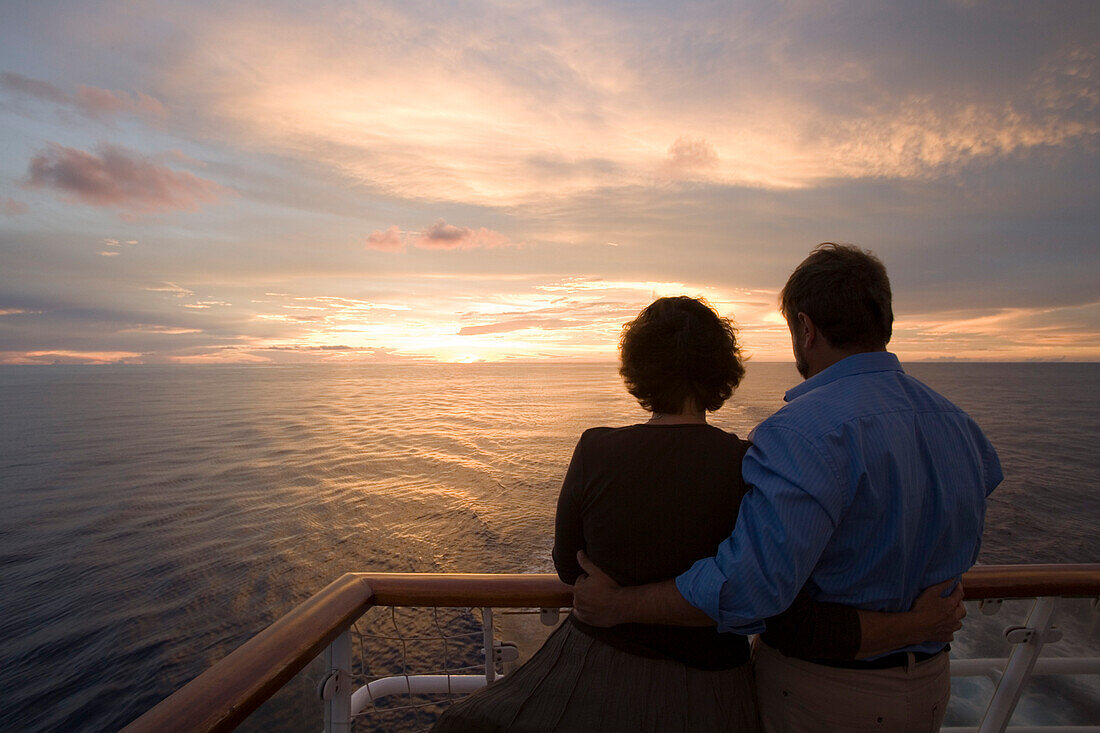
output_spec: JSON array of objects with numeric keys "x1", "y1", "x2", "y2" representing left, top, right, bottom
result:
[
  {"x1": 676, "y1": 423, "x2": 847, "y2": 633},
  {"x1": 552, "y1": 436, "x2": 586, "y2": 584}
]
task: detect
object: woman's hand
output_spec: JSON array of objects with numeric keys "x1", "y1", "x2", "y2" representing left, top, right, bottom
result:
[{"x1": 910, "y1": 579, "x2": 966, "y2": 643}]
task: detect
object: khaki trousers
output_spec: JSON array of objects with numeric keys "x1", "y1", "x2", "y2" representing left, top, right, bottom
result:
[{"x1": 752, "y1": 637, "x2": 950, "y2": 732}]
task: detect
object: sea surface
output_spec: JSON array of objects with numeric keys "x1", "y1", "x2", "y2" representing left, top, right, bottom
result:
[{"x1": 0, "y1": 362, "x2": 1097, "y2": 731}]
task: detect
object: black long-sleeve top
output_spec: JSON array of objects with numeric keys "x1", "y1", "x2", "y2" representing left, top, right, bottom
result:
[{"x1": 553, "y1": 423, "x2": 861, "y2": 669}]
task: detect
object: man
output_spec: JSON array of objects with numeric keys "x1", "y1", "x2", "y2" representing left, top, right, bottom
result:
[{"x1": 573, "y1": 243, "x2": 1002, "y2": 731}]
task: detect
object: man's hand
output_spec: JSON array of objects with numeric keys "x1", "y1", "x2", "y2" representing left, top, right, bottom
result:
[
  {"x1": 910, "y1": 579, "x2": 966, "y2": 643},
  {"x1": 571, "y1": 551, "x2": 716, "y2": 628},
  {"x1": 571, "y1": 551, "x2": 625, "y2": 627},
  {"x1": 855, "y1": 578, "x2": 966, "y2": 657}
]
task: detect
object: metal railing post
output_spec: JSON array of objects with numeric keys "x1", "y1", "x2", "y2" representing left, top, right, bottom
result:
[
  {"x1": 481, "y1": 607, "x2": 496, "y2": 683},
  {"x1": 322, "y1": 628, "x2": 353, "y2": 733},
  {"x1": 978, "y1": 596, "x2": 1059, "y2": 733}
]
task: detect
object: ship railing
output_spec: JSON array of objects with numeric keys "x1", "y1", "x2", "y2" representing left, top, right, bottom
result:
[{"x1": 121, "y1": 565, "x2": 1100, "y2": 733}]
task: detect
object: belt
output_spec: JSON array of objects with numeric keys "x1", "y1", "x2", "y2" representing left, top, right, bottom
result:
[{"x1": 813, "y1": 646, "x2": 948, "y2": 670}]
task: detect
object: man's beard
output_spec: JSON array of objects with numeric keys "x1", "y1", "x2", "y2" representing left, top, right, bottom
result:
[{"x1": 793, "y1": 341, "x2": 810, "y2": 379}]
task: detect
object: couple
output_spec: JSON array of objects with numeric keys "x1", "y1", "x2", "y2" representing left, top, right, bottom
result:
[{"x1": 436, "y1": 243, "x2": 1002, "y2": 732}]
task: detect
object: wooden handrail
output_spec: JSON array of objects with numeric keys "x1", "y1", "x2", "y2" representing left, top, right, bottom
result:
[
  {"x1": 122, "y1": 574, "x2": 376, "y2": 733},
  {"x1": 354, "y1": 572, "x2": 574, "y2": 608},
  {"x1": 121, "y1": 574, "x2": 573, "y2": 733},
  {"x1": 122, "y1": 565, "x2": 1100, "y2": 733},
  {"x1": 961, "y1": 564, "x2": 1100, "y2": 599}
]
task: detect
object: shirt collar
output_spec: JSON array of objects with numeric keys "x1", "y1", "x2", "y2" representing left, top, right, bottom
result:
[{"x1": 784, "y1": 351, "x2": 903, "y2": 402}]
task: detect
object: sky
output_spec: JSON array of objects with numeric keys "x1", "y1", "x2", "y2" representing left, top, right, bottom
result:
[{"x1": 0, "y1": 0, "x2": 1097, "y2": 365}]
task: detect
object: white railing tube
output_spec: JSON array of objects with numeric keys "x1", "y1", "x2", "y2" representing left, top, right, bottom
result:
[
  {"x1": 952, "y1": 656, "x2": 1100, "y2": 678},
  {"x1": 350, "y1": 674, "x2": 495, "y2": 715},
  {"x1": 979, "y1": 597, "x2": 1060, "y2": 733}
]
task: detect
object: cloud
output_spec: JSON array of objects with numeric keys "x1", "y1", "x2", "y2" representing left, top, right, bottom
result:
[
  {"x1": 367, "y1": 220, "x2": 519, "y2": 252},
  {"x1": 1, "y1": 197, "x2": 28, "y2": 216},
  {"x1": 458, "y1": 317, "x2": 572, "y2": 335},
  {"x1": 420, "y1": 220, "x2": 469, "y2": 246},
  {"x1": 0, "y1": 72, "x2": 166, "y2": 123},
  {"x1": 887, "y1": 301, "x2": 1100, "y2": 360},
  {"x1": 0, "y1": 72, "x2": 67, "y2": 103},
  {"x1": 73, "y1": 85, "x2": 167, "y2": 122},
  {"x1": 23, "y1": 143, "x2": 227, "y2": 216},
  {"x1": 366, "y1": 225, "x2": 405, "y2": 252},
  {"x1": 118, "y1": 324, "x2": 201, "y2": 335},
  {"x1": 662, "y1": 137, "x2": 719, "y2": 179},
  {"x1": 0, "y1": 6, "x2": 1097, "y2": 364},
  {"x1": 144, "y1": 282, "x2": 195, "y2": 297},
  {"x1": 417, "y1": 220, "x2": 515, "y2": 250},
  {"x1": 169, "y1": 349, "x2": 271, "y2": 365},
  {"x1": 1, "y1": 350, "x2": 143, "y2": 365},
  {"x1": 257, "y1": 344, "x2": 425, "y2": 359},
  {"x1": 8, "y1": 6, "x2": 1097, "y2": 210}
]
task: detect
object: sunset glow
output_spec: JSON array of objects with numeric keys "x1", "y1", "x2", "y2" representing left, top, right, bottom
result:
[{"x1": 1, "y1": 1, "x2": 1097, "y2": 364}]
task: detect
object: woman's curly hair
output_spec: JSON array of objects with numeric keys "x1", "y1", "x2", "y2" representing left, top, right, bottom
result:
[{"x1": 619, "y1": 296, "x2": 745, "y2": 415}]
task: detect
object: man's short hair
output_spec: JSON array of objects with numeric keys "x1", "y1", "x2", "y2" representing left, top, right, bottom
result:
[
  {"x1": 619, "y1": 296, "x2": 745, "y2": 414},
  {"x1": 780, "y1": 243, "x2": 893, "y2": 350}
]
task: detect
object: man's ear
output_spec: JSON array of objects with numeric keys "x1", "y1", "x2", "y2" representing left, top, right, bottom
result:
[{"x1": 796, "y1": 312, "x2": 817, "y2": 350}]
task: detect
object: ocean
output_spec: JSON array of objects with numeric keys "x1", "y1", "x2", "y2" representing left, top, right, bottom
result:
[{"x1": 0, "y1": 362, "x2": 1097, "y2": 731}]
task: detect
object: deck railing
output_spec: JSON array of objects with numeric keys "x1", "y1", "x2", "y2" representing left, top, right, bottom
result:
[{"x1": 122, "y1": 565, "x2": 1100, "y2": 733}]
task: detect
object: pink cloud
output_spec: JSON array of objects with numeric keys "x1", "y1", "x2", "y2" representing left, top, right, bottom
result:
[
  {"x1": 419, "y1": 220, "x2": 471, "y2": 247},
  {"x1": 366, "y1": 225, "x2": 405, "y2": 252},
  {"x1": 1, "y1": 72, "x2": 166, "y2": 123},
  {"x1": 1, "y1": 197, "x2": 28, "y2": 216},
  {"x1": 74, "y1": 85, "x2": 167, "y2": 122},
  {"x1": 24, "y1": 143, "x2": 227, "y2": 216},
  {"x1": 367, "y1": 220, "x2": 518, "y2": 252},
  {"x1": 662, "y1": 136, "x2": 719, "y2": 179},
  {"x1": 0, "y1": 350, "x2": 143, "y2": 365},
  {"x1": 416, "y1": 219, "x2": 513, "y2": 250},
  {"x1": 0, "y1": 72, "x2": 67, "y2": 103},
  {"x1": 459, "y1": 317, "x2": 571, "y2": 335},
  {"x1": 415, "y1": 217, "x2": 514, "y2": 249}
]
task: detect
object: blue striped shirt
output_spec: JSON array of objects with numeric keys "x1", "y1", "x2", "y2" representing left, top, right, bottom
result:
[{"x1": 676, "y1": 352, "x2": 1002, "y2": 654}]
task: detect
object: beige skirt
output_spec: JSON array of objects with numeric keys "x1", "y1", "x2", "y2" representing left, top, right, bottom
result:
[{"x1": 432, "y1": 619, "x2": 759, "y2": 732}]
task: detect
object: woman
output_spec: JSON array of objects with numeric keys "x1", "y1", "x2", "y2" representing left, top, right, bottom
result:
[{"x1": 434, "y1": 297, "x2": 947, "y2": 732}]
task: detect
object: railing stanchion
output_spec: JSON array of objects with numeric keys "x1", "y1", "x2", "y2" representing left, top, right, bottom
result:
[
  {"x1": 322, "y1": 628, "x2": 353, "y2": 733},
  {"x1": 978, "y1": 596, "x2": 1059, "y2": 733},
  {"x1": 481, "y1": 607, "x2": 496, "y2": 683}
]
